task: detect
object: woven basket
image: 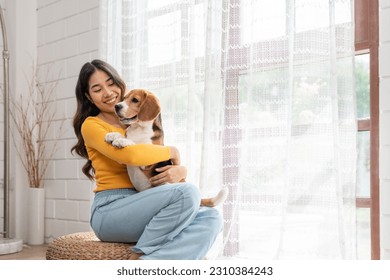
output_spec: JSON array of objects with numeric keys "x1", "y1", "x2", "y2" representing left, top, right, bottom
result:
[{"x1": 46, "y1": 232, "x2": 134, "y2": 260}]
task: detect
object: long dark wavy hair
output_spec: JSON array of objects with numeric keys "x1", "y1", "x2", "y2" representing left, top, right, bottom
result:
[{"x1": 71, "y1": 59, "x2": 126, "y2": 180}]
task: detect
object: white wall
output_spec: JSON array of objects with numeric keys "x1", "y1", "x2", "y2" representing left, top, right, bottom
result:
[
  {"x1": 2, "y1": 0, "x2": 390, "y2": 259},
  {"x1": 379, "y1": 0, "x2": 390, "y2": 260},
  {"x1": 36, "y1": 0, "x2": 99, "y2": 242}
]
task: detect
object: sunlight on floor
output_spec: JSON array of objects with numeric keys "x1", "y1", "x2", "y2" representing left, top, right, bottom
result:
[{"x1": 0, "y1": 244, "x2": 48, "y2": 260}]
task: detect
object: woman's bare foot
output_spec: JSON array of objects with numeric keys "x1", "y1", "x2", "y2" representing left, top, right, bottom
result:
[{"x1": 129, "y1": 251, "x2": 143, "y2": 260}]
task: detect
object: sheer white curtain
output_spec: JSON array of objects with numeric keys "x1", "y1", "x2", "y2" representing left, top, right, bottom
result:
[{"x1": 100, "y1": 0, "x2": 356, "y2": 259}]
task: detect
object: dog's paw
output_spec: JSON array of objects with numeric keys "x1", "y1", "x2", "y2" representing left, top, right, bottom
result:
[
  {"x1": 112, "y1": 137, "x2": 133, "y2": 148},
  {"x1": 105, "y1": 132, "x2": 123, "y2": 143}
]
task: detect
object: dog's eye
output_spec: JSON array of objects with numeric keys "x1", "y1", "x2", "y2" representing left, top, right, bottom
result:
[{"x1": 131, "y1": 98, "x2": 139, "y2": 103}]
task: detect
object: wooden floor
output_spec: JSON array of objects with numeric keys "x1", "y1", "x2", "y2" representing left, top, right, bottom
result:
[{"x1": 0, "y1": 244, "x2": 48, "y2": 260}]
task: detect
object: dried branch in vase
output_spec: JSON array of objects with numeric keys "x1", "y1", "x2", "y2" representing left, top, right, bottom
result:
[{"x1": 10, "y1": 64, "x2": 64, "y2": 188}]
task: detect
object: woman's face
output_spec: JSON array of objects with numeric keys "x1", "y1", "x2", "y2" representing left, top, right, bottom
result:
[{"x1": 87, "y1": 69, "x2": 122, "y2": 113}]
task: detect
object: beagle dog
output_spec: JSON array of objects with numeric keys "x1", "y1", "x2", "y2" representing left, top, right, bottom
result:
[{"x1": 105, "y1": 89, "x2": 228, "y2": 207}]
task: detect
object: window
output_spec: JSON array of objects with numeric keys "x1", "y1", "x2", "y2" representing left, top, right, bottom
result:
[
  {"x1": 355, "y1": 53, "x2": 371, "y2": 259},
  {"x1": 354, "y1": 0, "x2": 379, "y2": 260},
  {"x1": 104, "y1": 0, "x2": 360, "y2": 259}
]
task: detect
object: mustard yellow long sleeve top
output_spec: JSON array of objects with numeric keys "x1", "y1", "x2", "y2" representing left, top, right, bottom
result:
[{"x1": 81, "y1": 116, "x2": 171, "y2": 192}]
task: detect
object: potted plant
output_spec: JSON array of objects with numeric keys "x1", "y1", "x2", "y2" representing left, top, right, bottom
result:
[{"x1": 11, "y1": 64, "x2": 62, "y2": 245}]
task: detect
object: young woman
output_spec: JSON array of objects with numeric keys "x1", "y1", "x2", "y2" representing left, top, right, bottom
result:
[{"x1": 71, "y1": 59, "x2": 223, "y2": 260}]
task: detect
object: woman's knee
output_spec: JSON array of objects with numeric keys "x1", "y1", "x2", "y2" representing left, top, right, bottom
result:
[{"x1": 176, "y1": 183, "x2": 201, "y2": 209}]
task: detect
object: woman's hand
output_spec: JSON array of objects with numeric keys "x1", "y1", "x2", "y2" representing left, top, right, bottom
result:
[
  {"x1": 169, "y1": 146, "x2": 181, "y2": 166},
  {"x1": 150, "y1": 165, "x2": 187, "y2": 186}
]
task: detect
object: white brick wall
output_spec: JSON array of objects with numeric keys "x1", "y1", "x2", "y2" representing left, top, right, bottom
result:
[
  {"x1": 380, "y1": 0, "x2": 390, "y2": 260},
  {"x1": 36, "y1": 0, "x2": 99, "y2": 242}
]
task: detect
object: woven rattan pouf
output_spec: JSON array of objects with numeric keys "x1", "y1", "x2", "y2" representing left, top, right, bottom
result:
[{"x1": 46, "y1": 232, "x2": 134, "y2": 260}]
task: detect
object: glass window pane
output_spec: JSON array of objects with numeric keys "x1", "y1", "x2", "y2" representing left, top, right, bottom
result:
[
  {"x1": 148, "y1": 11, "x2": 181, "y2": 66},
  {"x1": 357, "y1": 131, "x2": 370, "y2": 198},
  {"x1": 296, "y1": 0, "x2": 352, "y2": 33},
  {"x1": 190, "y1": 3, "x2": 206, "y2": 58},
  {"x1": 241, "y1": 0, "x2": 286, "y2": 44},
  {"x1": 356, "y1": 208, "x2": 371, "y2": 259},
  {"x1": 355, "y1": 53, "x2": 370, "y2": 119},
  {"x1": 147, "y1": 0, "x2": 178, "y2": 10}
]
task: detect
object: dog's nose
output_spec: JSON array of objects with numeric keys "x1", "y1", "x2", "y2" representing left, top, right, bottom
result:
[{"x1": 115, "y1": 104, "x2": 122, "y2": 112}]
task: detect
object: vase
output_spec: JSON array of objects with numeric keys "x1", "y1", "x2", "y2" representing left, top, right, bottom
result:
[{"x1": 27, "y1": 188, "x2": 45, "y2": 245}]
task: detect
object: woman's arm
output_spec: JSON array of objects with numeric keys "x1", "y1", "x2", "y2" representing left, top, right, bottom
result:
[{"x1": 82, "y1": 118, "x2": 178, "y2": 166}]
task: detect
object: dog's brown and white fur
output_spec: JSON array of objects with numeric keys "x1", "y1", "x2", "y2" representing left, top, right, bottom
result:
[{"x1": 105, "y1": 89, "x2": 227, "y2": 207}]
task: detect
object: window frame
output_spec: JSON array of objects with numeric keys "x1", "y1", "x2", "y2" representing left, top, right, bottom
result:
[{"x1": 354, "y1": 0, "x2": 380, "y2": 260}]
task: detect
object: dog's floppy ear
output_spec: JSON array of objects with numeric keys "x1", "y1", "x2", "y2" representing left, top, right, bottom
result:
[{"x1": 138, "y1": 91, "x2": 161, "y2": 121}]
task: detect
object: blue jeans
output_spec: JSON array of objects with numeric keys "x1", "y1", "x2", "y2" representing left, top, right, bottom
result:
[{"x1": 90, "y1": 183, "x2": 223, "y2": 260}]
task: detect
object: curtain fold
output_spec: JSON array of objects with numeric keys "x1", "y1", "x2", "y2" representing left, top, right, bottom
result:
[{"x1": 100, "y1": 0, "x2": 356, "y2": 259}]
